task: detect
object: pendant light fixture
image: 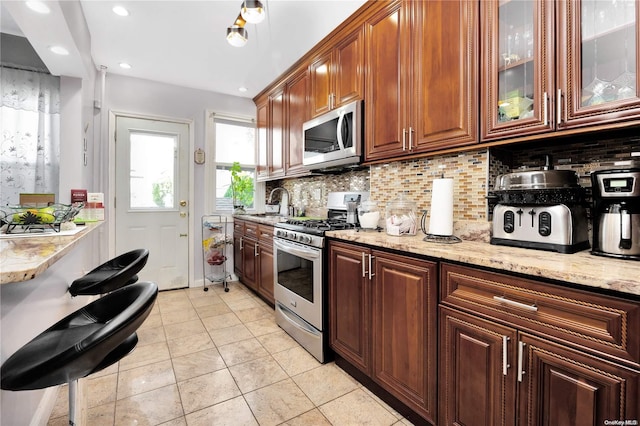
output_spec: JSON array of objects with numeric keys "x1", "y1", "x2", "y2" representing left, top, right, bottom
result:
[
  {"x1": 226, "y1": 0, "x2": 266, "y2": 47},
  {"x1": 226, "y1": 14, "x2": 248, "y2": 47},
  {"x1": 240, "y1": 0, "x2": 265, "y2": 24}
]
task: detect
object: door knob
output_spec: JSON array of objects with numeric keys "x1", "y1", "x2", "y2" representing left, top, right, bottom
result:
[{"x1": 180, "y1": 200, "x2": 187, "y2": 207}]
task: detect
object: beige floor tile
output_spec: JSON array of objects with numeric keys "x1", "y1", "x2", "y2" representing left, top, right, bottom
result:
[
  {"x1": 163, "y1": 318, "x2": 207, "y2": 341},
  {"x1": 158, "y1": 298, "x2": 193, "y2": 314},
  {"x1": 160, "y1": 307, "x2": 200, "y2": 325},
  {"x1": 234, "y1": 306, "x2": 273, "y2": 323},
  {"x1": 87, "y1": 372, "x2": 118, "y2": 408},
  {"x1": 280, "y1": 408, "x2": 333, "y2": 426},
  {"x1": 117, "y1": 359, "x2": 176, "y2": 399},
  {"x1": 244, "y1": 317, "x2": 281, "y2": 337},
  {"x1": 243, "y1": 378, "x2": 314, "y2": 426},
  {"x1": 319, "y1": 388, "x2": 398, "y2": 426},
  {"x1": 172, "y1": 348, "x2": 226, "y2": 382},
  {"x1": 158, "y1": 416, "x2": 187, "y2": 426},
  {"x1": 217, "y1": 337, "x2": 269, "y2": 367},
  {"x1": 227, "y1": 356, "x2": 289, "y2": 393},
  {"x1": 48, "y1": 386, "x2": 68, "y2": 420},
  {"x1": 115, "y1": 384, "x2": 184, "y2": 425},
  {"x1": 272, "y1": 346, "x2": 322, "y2": 376},
  {"x1": 292, "y1": 362, "x2": 360, "y2": 406},
  {"x1": 86, "y1": 402, "x2": 116, "y2": 426},
  {"x1": 225, "y1": 296, "x2": 262, "y2": 311},
  {"x1": 139, "y1": 312, "x2": 163, "y2": 330},
  {"x1": 137, "y1": 325, "x2": 167, "y2": 346},
  {"x1": 194, "y1": 301, "x2": 232, "y2": 318},
  {"x1": 184, "y1": 396, "x2": 258, "y2": 426},
  {"x1": 119, "y1": 341, "x2": 171, "y2": 371},
  {"x1": 201, "y1": 312, "x2": 241, "y2": 332},
  {"x1": 208, "y1": 323, "x2": 254, "y2": 346},
  {"x1": 167, "y1": 332, "x2": 215, "y2": 358},
  {"x1": 177, "y1": 369, "x2": 241, "y2": 414},
  {"x1": 255, "y1": 330, "x2": 300, "y2": 354}
]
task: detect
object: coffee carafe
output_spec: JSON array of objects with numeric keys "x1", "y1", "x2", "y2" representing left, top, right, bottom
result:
[
  {"x1": 346, "y1": 200, "x2": 359, "y2": 225},
  {"x1": 591, "y1": 168, "x2": 640, "y2": 260}
]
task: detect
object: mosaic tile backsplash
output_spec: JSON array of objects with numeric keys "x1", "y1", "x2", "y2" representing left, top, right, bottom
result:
[{"x1": 267, "y1": 149, "x2": 490, "y2": 222}]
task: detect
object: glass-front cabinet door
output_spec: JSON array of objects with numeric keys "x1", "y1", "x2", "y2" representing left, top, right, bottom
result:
[
  {"x1": 558, "y1": 0, "x2": 640, "y2": 129},
  {"x1": 481, "y1": 0, "x2": 555, "y2": 140},
  {"x1": 482, "y1": 0, "x2": 640, "y2": 141}
]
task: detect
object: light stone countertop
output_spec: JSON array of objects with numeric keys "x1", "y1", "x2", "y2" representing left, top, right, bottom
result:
[
  {"x1": 326, "y1": 230, "x2": 640, "y2": 298},
  {"x1": 0, "y1": 222, "x2": 103, "y2": 284}
]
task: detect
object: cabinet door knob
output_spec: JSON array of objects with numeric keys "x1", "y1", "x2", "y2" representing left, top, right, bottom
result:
[
  {"x1": 502, "y1": 336, "x2": 511, "y2": 376},
  {"x1": 517, "y1": 341, "x2": 526, "y2": 383}
]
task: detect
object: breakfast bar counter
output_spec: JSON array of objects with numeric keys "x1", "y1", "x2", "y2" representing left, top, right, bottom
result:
[
  {"x1": 0, "y1": 222, "x2": 103, "y2": 284},
  {"x1": 326, "y1": 230, "x2": 640, "y2": 297}
]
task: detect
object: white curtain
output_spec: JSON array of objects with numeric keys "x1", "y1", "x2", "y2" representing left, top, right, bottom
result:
[{"x1": 0, "y1": 67, "x2": 60, "y2": 206}]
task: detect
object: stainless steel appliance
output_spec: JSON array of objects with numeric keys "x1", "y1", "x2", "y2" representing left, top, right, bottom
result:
[
  {"x1": 273, "y1": 191, "x2": 368, "y2": 363},
  {"x1": 302, "y1": 100, "x2": 363, "y2": 171},
  {"x1": 591, "y1": 168, "x2": 640, "y2": 260},
  {"x1": 489, "y1": 169, "x2": 590, "y2": 253}
]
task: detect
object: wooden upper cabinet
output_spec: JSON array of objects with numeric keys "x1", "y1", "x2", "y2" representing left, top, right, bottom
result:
[
  {"x1": 309, "y1": 25, "x2": 364, "y2": 118},
  {"x1": 481, "y1": 0, "x2": 640, "y2": 141},
  {"x1": 255, "y1": 98, "x2": 268, "y2": 180},
  {"x1": 269, "y1": 87, "x2": 285, "y2": 178},
  {"x1": 365, "y1": 0, "x2": 478, "y2": 162},
  {"x1": 285, "y1": 68, "x2": 310, "y2": 177}
]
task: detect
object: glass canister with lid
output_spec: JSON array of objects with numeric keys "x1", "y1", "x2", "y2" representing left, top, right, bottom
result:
[
  {"x1": 358, "y1": 200, "x2": 380, "y2": 230},
  {"x1": 385, "y1": 192, "x2": 418, "y2": 236}
]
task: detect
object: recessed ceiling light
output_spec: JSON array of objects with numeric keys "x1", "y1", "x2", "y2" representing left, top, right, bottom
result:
[
  {"x1": 25, "y1": 1, "x2": 51, "y2": 14},
  {"x1": 112, "y1": 6, "x2": 129, "y2": 17},
  {"x1": 119, "y1": 63, "x2": 132, "y2": 69},
  {"x1": 238, "y1": 87, "x2": 248, "y2": 93},
  {"x1": 49, "y1": 46, "x2": 69, "y2": 55}
]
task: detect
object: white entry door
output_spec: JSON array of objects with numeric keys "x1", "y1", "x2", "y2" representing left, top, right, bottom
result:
[{"x1": 115, "y1": 116, "x2": 190, "y2": 290}]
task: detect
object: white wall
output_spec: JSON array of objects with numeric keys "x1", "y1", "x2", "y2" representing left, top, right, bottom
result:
[{"x1": 104, "y1": 73, "x2": 255, "y2": 286}]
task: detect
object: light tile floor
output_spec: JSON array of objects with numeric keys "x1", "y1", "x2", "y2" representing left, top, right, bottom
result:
[{"x1": 48, "y1": 281, "x2": 415, "y2": 426}]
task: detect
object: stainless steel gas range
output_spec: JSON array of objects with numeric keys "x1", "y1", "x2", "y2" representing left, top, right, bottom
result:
[{"x1": 273, "y1": 191, "x2": 368, "y2": 363}]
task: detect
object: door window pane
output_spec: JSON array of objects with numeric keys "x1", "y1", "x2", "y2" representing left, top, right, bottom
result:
[{"x1": 129, "y1": 132, "x2": 177, "y2": 209}]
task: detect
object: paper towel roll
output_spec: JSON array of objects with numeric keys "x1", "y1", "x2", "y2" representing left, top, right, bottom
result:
[{"x1": 429, "y1": 178, "x2": 454, "y2": 236}]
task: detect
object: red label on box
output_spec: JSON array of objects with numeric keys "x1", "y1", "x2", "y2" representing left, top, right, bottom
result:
[{"x1": 71, "y1": 189, "x2": 87, "y2": 203}]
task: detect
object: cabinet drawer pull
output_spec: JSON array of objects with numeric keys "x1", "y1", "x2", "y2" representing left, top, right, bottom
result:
[
  {"x1": 362, "y1": 252, "x2": 366, "y2": 278},
  {"x1": 402, "y1": 128, "x2": 407, "y2": 151},
  {"x1": 493, "y1": 295, "x2": 538, "y2": 312},
  {"x1": 557, "y1": 89, "x2": 563, "y2": 125},
  {"x1": 543, "y1": 91, "x2": 548, "y2": 126},
  {"x1": 517, "y1": 341, "x2": 526, "y2": 382},
  {"x1": 502, "y1": 335, "x2": 510, "y2": 376}
]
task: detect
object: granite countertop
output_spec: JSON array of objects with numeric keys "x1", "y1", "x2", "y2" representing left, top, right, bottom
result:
[
  {"x1": 0, "y1": 222, "x2": 103, "y2": 284},
  {"x1": 234, "y1": 214, "x2": 289, "y2": 226},
  {"x1": 326, "y1": 230, "x2": 640, "y2": 298}
]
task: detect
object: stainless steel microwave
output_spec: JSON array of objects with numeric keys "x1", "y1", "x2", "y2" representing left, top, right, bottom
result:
[{"x1": 302, "y1": 100, "x2": 363, "y2": 170}]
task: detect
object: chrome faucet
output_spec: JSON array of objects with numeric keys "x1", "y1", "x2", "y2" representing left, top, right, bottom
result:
[{"x1": 268, "y1": 187, "x2": 290, "y2": 216}]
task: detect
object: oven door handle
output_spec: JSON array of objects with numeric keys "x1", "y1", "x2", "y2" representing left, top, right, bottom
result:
[{"x1": 274, "y1": 239, "x2": 321, "y2": 259}]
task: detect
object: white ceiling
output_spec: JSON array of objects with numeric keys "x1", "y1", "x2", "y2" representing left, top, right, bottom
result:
[{"x1": 2, "y1": 0, "x2": 368, "y2": 99}]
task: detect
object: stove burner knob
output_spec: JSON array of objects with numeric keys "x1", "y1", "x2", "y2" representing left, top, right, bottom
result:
[{"x1": 299, "y1": 235, "x2": 311, "y2": 244}]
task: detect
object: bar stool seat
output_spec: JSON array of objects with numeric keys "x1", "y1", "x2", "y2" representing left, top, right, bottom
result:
[
  {"x1": 1, "y1": 281, "x2": 158, "y2": 425},
  {"x1": 69, "y1": 249, "x2": 149, "y2": 297}
]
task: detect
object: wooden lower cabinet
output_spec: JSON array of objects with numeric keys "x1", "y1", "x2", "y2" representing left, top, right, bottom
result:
[
  {"x1": 328, "y1": 240, "x2": 438, "y2": 424},
  {"x1": 233, "y1": 219, "x2": 274, "y2": 304},
  {"x1": 439, "y1": 306, "x2": 517, "y2": 426},
  {"x1": 439, "y1": 263, "x2": 640, "y2": 426}
]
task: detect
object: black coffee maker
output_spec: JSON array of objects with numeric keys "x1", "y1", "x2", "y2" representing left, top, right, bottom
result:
[{"x1": 591, "y1": 168, "x2": 640, "y2": 260}]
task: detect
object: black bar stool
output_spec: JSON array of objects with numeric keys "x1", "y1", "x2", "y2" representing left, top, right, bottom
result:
[
  {"x1": 69, "y1": 249, "x2": 149, "y2": 296},
  {"x1": 1, "y1": 281, "x2": 158, "y2": 426}
]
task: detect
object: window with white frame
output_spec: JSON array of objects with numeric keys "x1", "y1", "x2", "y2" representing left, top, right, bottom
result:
[{"x1": 211, "y1": 115, "x2": 257, "y2": 212}]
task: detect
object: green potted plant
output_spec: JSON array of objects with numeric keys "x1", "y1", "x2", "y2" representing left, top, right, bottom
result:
[{"x1": 229, "y1": 161, "x2": 254, "y2": 214}]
